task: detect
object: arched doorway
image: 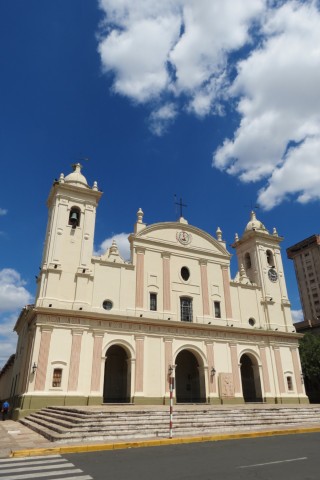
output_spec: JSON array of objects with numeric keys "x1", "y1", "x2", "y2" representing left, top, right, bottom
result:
[
  {"x1": 103, "y1": 345, "x2": 130, "y2": 403},
  {"x1": 175, "y1": 350, "x2": 205, "y2": 403},
  {"x1": 240, "y1": 354, "x2": 262, "y2": 402}
]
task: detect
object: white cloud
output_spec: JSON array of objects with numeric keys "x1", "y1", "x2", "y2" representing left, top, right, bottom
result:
[
  {"x1": 0, "y1": 268, "x2": 33, "y2": 312},
  {"x1": 0, "y1": 313, "x2": 18, "y2": 367},
  {"x1": 0, "y1": 208, "x2": 7, "y2": 216},
  {"x1": 95, "y1": 233, "x2": 131, "y2": 260},
  {"x1": 98, "y1": 0, "x2": 320, "y2": 209},
  {"x1": 291, "y1": 309, "x2": 303, "y2": 324}
]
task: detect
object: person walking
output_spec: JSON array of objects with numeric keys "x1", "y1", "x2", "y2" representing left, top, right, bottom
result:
[{"x1": 1, "y1": 400, "x2": 9, "y2": 421}]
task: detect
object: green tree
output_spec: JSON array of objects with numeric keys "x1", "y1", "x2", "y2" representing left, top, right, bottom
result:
[{"x1": 299, "y1": 333, "x2": 320, "y2": 380}]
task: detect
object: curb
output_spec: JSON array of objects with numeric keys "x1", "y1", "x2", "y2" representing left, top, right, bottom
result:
[{"x1": 10, "y1": 425, "x2": 320, "y2": 458}]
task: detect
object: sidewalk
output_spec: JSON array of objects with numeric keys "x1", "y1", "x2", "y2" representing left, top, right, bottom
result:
[{"x1": 2, "y1": 419, "x2": 320, "y2": 459}]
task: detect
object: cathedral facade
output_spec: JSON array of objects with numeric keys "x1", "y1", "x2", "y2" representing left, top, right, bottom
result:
[{"x1": 2, "y1": 164, "x2": 307, "y2": 418}]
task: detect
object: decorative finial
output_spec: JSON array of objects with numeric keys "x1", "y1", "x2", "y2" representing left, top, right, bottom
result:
[
  {"x1": 273, "y1": 227, "x2": 278, "y2": 236},
  {"x1": 240, "y1": 263, "x2": 246, "y2": 278},
  {"x1": 59, "y1": 173, "x2": 65, "y2": 183},
  {"x1": 216, "y1": 227, "x2": 222, "y2": 241},
  {"x1": 250, "y1": 210, "x2": 257, "y2": 221},
  {"x1": 110, "y1": 239, "x2": 118, "y2": 255},
  {"x1": 137, "y1": 208, "x2": 144, "y2": 224},
  {"x1": 72, "y1": 163, "x2": 82, "y2": 173},
  {"x1": 92, "y1": 181, "x2": 98, "y2": 191},
  {"x1": 235, "y1": 232, "x2": 239, "y2": 242}
]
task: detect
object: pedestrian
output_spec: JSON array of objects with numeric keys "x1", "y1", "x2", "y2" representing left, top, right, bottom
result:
[{"x1": 1, "y1": 400, "x2": 9, "y2": 421}]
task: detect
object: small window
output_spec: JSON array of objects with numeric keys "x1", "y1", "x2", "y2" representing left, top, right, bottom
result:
[
  {"x1": 52, "y1": 368, "x2": 62, "y2": 388},
  {"x1": 150, "y1": 293, "x2": 157, "y2": 311},
  {"x1": 180, "y1": 297, "x2": 193, "y2": 322},
  {"x1": 103, "y1": 300, "x2": 113, "y2": 310},
  {"x1": 266, "y1": 249, "x2": 274, "y2": 267},
  {"x1": 248, "y1": 317, "x2": 256, "y2": 327},
  {"x1": 244, "y1": 253, "x2": 252, "y2": 269},
  {"x1": 214, "y1": 301, "x2": 221, "y2": 318},
  {"x1": 69, "y1": 206, "x2": 81, "y2": 228},
  {"x1": 286, "y1": 376, "x2": 293, "y2": 391},
  {"x1": 181, "y1": 267, "x2": 190, "y2": 281}
]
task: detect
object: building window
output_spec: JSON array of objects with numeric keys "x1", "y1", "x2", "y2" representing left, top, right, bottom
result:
[
  {"x1": 103, "y1": 300, "x2": 113, "y2": 310},
  {"x1": 244, "y1": 253, "x2": 252, "y2": 269},
  {"x1": 181, "y1": 267, "x2": 190, "y2": 281},
  {"x1": 150, "y1": 293, "x2": 157, "y2": 311},
  {"x1": 180, "y1": 297, "x2": 193, "y2": 322},
  {"x1": 286, "y1": 376, "x2": 293, "y2": 391},
  {"x1": 214, "y1": 301, "x2": 221, "y2": 318},
  {"x1": 68, "y1": 206, "x2": 81, "y2": 228},
  {"x1": 248, "y1": 317, "x2": 256, "y2": 327},
  {"x1": 266, "y1": 249, "x2": 274, "y2": 267},
  {"x1": 52, "y1": 368, "x2": 62, "y2": 388}
]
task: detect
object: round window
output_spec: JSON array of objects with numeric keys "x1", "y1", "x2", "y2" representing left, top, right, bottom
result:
[
  {"x1": 103, "y1": 300, "x2": 113, "y2": 311},
  {"x1": 248, "y1": 318, "x2": 256, "y2": 327},
  {"x1": 181, "y1": 267, "x2": 190, "y2": 281}
]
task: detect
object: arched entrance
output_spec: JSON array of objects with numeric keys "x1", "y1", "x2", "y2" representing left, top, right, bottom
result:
[
  {"x1": 103, "y1": 345, "x2": 130, "y2": 403},
  {"x1": 175, "y1": 350, "x2": 205, "y2": 403},
  {"x1": 240, "y1": 354, "x2": 263, "y2": 402}
]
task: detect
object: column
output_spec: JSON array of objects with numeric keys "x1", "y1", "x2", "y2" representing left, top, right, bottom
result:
[
  {"x1": 164, "y1": 338, "x2": 173, "y2": 393},
  {"x1": 273, "y1": 347, "x2": 286, "y2": 394},
  {"x1": 200, "y1": 261, "x2": 210, "y2": 316},
  {"x1": 221, "y1": 266, "x2": 233, "y2": 319},
  {"x1": 162, "y1": 253, "x2": 171, "y2": 311},
  {"x1": 229, "y1": 343, "x2": 241, "y2": 393},
  {"x1": 90, "y1": 333, "x2": 104, "y2": 392},
  {"x1": 135, "y1": 336, "x2": 145, "y2": 393},
  {"x1": 291, "y1": 347, "x2": 304, "y2": 394},
  {"x1": 67, "y1": 329, "x2": 83, "y2": 391},
  {"x1": 259, "y1": 346, "x2": 271, "y2": 393},
  {"x1": 34, "y1": 327, "x2": 53, "y2": 391},
  {"x1": 135, "y1": 249, "x2": 145, "y2": 309},
  {"x1": 206, "y1": 342, "x2": 217, "y2": 394}
]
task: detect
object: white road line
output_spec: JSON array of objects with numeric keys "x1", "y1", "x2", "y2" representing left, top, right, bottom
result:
[
  {"x1": 0, "y1": 458, "x2": 67, "y2": 468},
  {"x1": 0, "y1": 455, "x2": 61, "y2": 463},
  {"x1": 238, "y1": 456, "x2": 308, "y2": 468},
  {"x1": 0, "y1": 462, "x2": 75, "y2": 474},
  {"x1": 57, "y1": 477, "x2": 92, "y2": 480},
  {"x1": 0, "y1": 468, "x2": 84, "y2": 480}
]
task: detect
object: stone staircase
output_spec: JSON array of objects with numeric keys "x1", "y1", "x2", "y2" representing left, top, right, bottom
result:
[{"x1": 20, "y1": 405, "x2": 320, "y2": 444}]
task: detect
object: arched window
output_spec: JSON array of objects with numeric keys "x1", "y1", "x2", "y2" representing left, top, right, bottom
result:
[
  {"x1": 266, "y1": 249, "x2": 274, "y2": 267},
  {"x1": 180, "y1": 297, "x2": 193, "y2": 322},
  {"x1": 244, "y1": 252, "x2": 252, "y2": 269},
  {"x1": 68, "y1": 206, "x2": 81, "y2": 228}
]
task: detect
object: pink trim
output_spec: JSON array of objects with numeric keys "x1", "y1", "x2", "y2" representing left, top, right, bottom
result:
[
  {"x1": 222, "y1": 266, "x2": 233, "y2": 319},
  {"x1": 135, "y1": 337, "x2": 144, "y2": 392},
  {"x1": 163, "y1": 255, "x2": 171, "y2": 311},
  {"x1": 68, "y1": 332, "x2": 83, "y2": 391},
  {"x1": 34, "y1": 329, "x2": 52, "y2": 391},
  {"x1": 200, "y1": 262, "x2": 210, "y2": 316},
  {"x1": 165, "y1": 339, "x2": 173, "y2": 393},
  {"x1": 206, "y1": 343, "x2": 216, "y2": 393},
  {"x1": 135, "y1": 250, "x2": 145, "y2": 308},
  {"x1": 274, "y1": 347, "x2": 286, "y2": 394},
  {"x1": 230, "y1": 344, "x2": 241, "y2": 393},
  {"x1": 259, "y1": 346, "x2": 271, "y2": 393},
  {"x1": 90, "y1": 334, "x2": 103, "y2": 392},
  {"x1": 291, "y1": 348, "x2": 303, "y2": 394}
]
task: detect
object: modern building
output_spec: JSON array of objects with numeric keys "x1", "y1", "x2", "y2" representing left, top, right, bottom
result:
[
  {"x1": 0, "y1": 164, "x2": 308, "y2": 418},
  {"x1": 287, "y1": 235, "x2": 320, "y2": 333}
]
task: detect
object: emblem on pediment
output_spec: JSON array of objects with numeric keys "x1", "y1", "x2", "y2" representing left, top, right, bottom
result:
[{"x1": 177, "y1": 231, "x2": 192, "y2": 245}]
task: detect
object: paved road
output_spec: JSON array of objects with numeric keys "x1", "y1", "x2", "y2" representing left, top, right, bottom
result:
[{"x1": 64, "y1": 433, "x2": 320, "y2": 480}]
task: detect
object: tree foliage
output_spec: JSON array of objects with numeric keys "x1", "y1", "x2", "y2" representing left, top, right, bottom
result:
[{"x1": 299, "y1": 333, "x2": 320, "y2": 380}]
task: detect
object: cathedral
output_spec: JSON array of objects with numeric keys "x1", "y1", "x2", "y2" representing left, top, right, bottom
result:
[{"x1": 0, "y1": 164, "x2": 308, "y2": 418}]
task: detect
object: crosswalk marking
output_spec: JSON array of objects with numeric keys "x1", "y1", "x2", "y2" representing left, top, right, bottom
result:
[{"x1": 0, "y1": 455, "x2": 93, "y2": 480}]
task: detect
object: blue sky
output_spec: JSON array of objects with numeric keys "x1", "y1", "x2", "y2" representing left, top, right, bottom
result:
[{"x1": 1, "y1": 0, "x2": 320, "y2": 366}]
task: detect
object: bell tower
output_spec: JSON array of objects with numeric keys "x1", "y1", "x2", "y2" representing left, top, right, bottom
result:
[
  {"x1": 36, "y1": 164, "x2": 102, "y2": 310},
  {"x1": 232, "y1": 211, "x2": 293, "y2": 331}
]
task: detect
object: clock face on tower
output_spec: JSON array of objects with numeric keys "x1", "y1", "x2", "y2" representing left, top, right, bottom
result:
[
  {"x1": 268, "y1": 268, "x2": 278, "y2": 282},
  {"x1": 177, "y1": 231, "x2": 192, "y2": 245}
]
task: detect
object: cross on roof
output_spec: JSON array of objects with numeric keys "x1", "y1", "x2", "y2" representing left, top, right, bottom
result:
[{"x1": 175, "y1": 196, "x2": 187, "y2": 218}]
